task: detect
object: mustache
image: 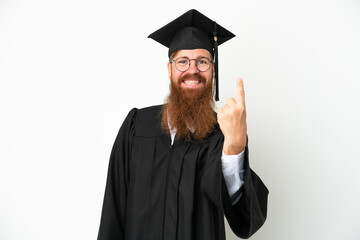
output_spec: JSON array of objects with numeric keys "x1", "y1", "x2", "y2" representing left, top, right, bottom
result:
[{"x1": 178, "y1": 73, "x2": 206, "y2": 83}]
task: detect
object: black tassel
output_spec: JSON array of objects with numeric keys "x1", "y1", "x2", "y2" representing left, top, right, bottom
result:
[{"x1": 213, "y1": 22, "x2": 219, "y2": 101}]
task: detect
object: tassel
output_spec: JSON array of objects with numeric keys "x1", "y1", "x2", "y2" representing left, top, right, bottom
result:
[{"x1": 213, "y1": 22, "x2": 219, "y2": 101}]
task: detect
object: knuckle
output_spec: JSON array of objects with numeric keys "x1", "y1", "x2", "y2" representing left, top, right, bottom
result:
[
  {"x1": 227, "y1": 97, "x2": 236, "y2": 105},
  {"x1": 237, "y1": 104, "x2": 245, "y2": 112}
]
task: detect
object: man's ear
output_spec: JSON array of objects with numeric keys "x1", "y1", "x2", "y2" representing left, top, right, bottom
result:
[{"x1": 167, "y1": 62, "x2": 172, "y2": 80}]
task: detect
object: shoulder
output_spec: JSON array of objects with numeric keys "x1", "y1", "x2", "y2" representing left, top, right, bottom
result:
[
  {"x1": 124, "y1": 105, "x2": 162, "y2": 121},
  {"x1": 136, "y1": 104, "x2": 163, "y2": 117},
  {"x1": 133, "y1": 104, "x2": 164, "y2": 137}
]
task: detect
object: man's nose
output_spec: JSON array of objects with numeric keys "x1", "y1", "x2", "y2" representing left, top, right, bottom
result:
[{"x1": 187, "y1": 59, "x2": 199, "y2": 74}]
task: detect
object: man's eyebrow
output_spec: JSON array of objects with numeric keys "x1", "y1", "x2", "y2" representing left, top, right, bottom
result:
[
  {"x1": 196, "y1": 55, "x2": 209, "y2": 59},
  {"x1": 177, "y1": 55, "x2": 210, "y2": 59}
]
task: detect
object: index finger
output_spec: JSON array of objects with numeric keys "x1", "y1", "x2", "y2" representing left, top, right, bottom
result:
[{"x1": 236, "y1": 78, "x2": 245, "y2": 106}]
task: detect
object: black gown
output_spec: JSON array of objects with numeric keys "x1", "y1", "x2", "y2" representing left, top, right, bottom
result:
[{"x1": 97, "y1": 105, "x2": 268, "y2": 240}]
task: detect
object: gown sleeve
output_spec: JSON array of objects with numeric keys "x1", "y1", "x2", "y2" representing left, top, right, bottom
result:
[
  {"x1": 97, "y1": 108, "x2": 137, "y2": 240},
  {"x1": 201, "y1": 135, "x2": 269, "y2": 239}
]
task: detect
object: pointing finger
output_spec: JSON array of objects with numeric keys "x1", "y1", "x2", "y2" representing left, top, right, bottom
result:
[{"x1": 236, "y1": 78, "x2": 245, "y2": 106}]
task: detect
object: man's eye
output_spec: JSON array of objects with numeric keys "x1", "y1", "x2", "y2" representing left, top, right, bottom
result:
[
  {"x1": 178, "y1": 60, "x2": 188, "y2": 64},
  {"x1": 198, "y1": 60, "x2": 208, "y2": 65}
]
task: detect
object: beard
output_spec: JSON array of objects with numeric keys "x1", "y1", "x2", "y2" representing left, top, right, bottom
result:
[{"x1": 161, "y1": 73, "x2": 217, "y2": 141}]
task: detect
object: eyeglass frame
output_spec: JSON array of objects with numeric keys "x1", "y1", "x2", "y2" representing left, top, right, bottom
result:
[{"x1": 169, "y1": 57, "x2": 214, "y2": 72}]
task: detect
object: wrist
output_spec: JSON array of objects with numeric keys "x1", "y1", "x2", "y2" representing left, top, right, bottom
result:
[{"x1": 223, "y1": 140, "x2": 245, "y2": 155}]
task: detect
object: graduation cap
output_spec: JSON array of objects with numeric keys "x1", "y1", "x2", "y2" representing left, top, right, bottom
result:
[{"x1": 148, "y1": 9, "x2": 235, "y2": 101}]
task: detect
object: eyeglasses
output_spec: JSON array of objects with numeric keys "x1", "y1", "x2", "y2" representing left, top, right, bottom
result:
[{"x1": 169, "y1": 57, "x2": 213, "y2": 72}]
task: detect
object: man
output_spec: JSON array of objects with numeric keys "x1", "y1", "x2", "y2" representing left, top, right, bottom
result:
[{"x1": 98, "y1": 9, "x2": 268, "y2": 240}]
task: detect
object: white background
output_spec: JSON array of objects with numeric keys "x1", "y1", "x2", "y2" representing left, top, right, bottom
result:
[{"x1": 1, "y1": 0, "x2": 360, "y2": 239}]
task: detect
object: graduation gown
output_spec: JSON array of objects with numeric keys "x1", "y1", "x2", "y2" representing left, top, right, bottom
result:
[{"x1": 98, "y1": 105, "x2": 268, "y2": 240}]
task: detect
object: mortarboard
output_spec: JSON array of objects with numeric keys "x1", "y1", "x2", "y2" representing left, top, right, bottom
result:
[{"x1": 148, "y1": 9, "x2": 235, "y2": 101}]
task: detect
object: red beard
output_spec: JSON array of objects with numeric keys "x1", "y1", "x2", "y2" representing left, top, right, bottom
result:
[{"x1": 161, "y1": 73, "x2": 217, "y2": 140}]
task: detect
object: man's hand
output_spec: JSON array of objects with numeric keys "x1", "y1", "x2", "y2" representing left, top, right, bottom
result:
[{"x1": 217, "y1": 78, "x2": 247, "y2": 155}]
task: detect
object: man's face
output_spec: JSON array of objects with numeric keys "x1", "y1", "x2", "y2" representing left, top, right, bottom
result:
[
  {"x1": 167, "y1": 49, "x2": 214, "y2": 97},
  {"x1": 163, "y1": 48, "x2": 216, "y2": 140}
]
